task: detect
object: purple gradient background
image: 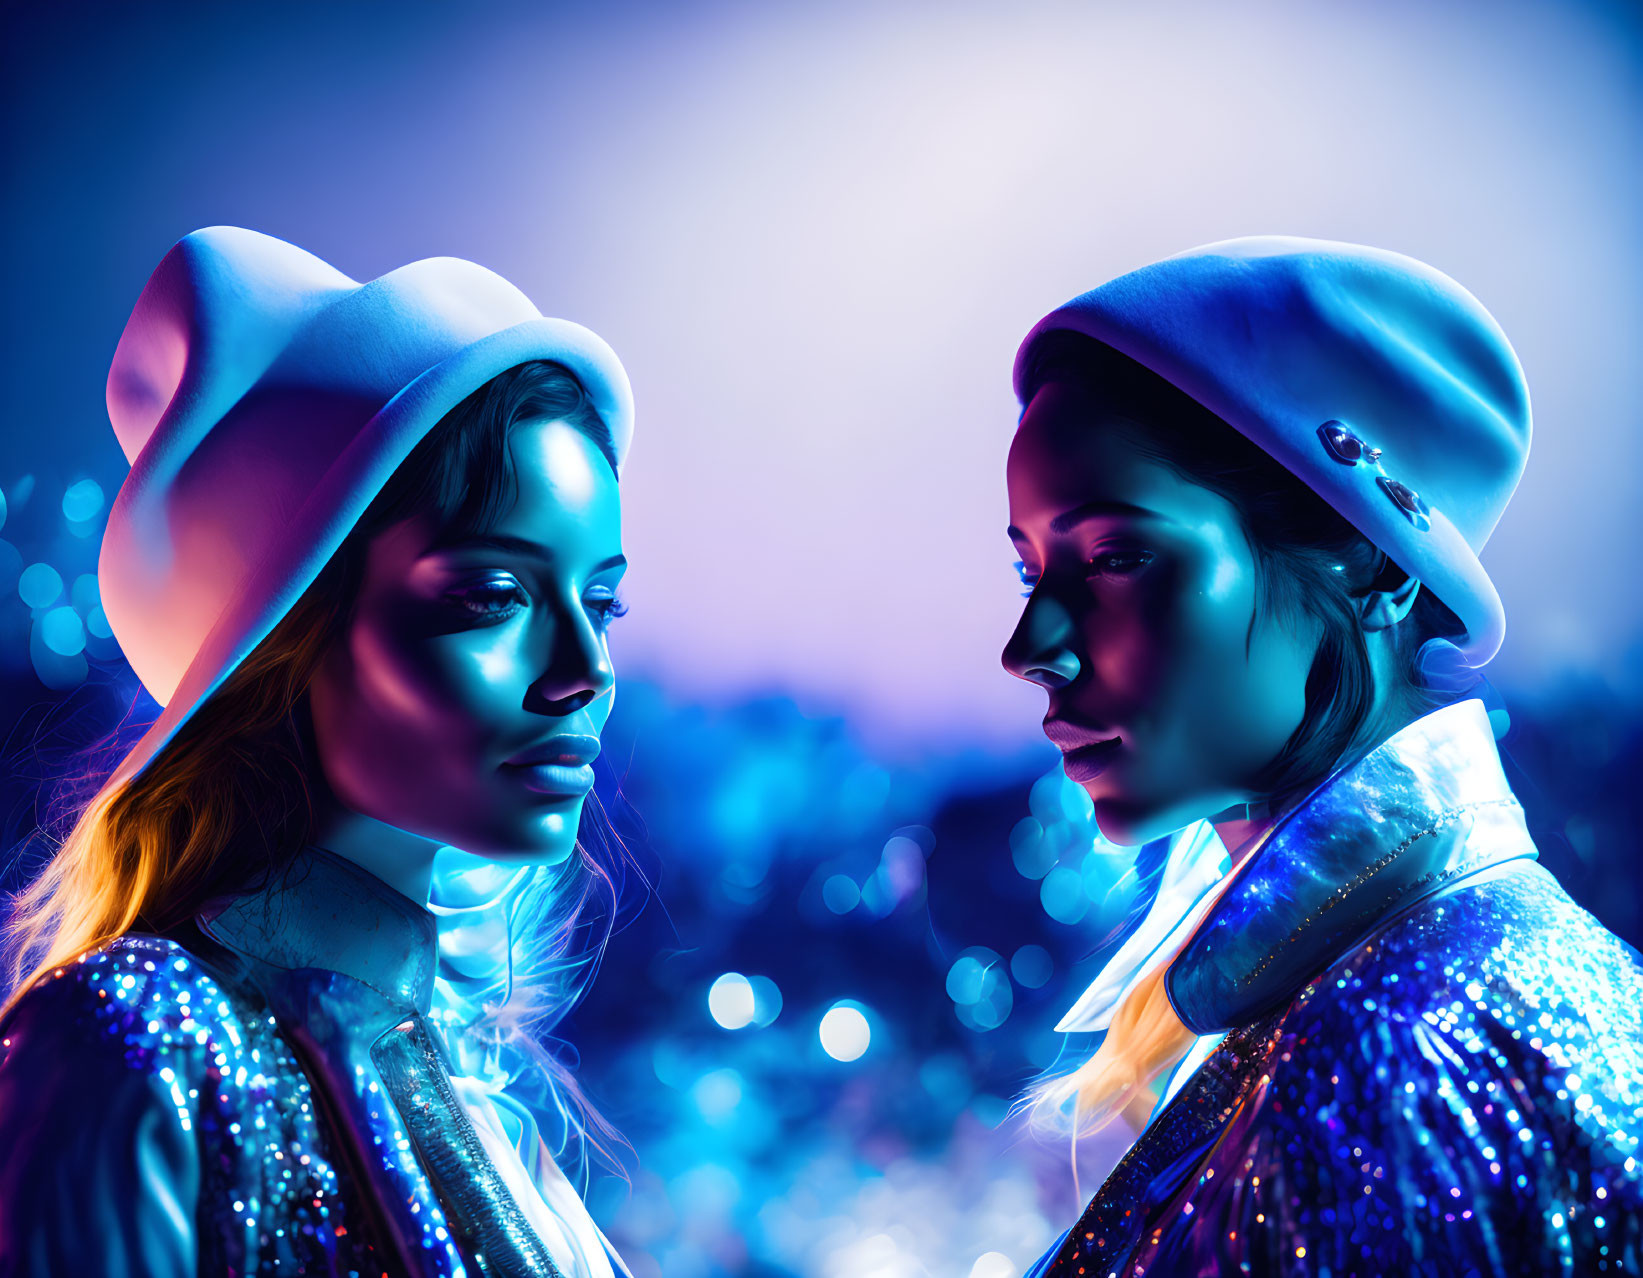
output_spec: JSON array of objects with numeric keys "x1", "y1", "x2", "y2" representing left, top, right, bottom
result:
[{"x1": 4, "y1": 0, "x2": 1640, "y2": 757}]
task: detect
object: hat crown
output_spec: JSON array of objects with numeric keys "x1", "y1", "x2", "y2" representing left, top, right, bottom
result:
[{"x1": 108, "y1": 226, "x2": 356, "y2": 467}]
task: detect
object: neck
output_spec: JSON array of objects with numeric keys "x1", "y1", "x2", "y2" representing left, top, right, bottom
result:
[
  {"x1": 1213, "y1": 682, "x2": 1437, "y2": 867},
  {"x1": 310, "y1": 793, "x2": 445, "y2": 907},
  {"x1": 1212, "y1": 802, "x2": 1281, "y2": 865}
]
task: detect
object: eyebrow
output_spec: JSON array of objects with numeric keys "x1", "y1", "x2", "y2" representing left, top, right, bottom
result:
[
  {"x1": 422, "y1": 533, "x2": 627, "y2": 574},
  {"x1": 1007, "y1": 499, "x2": 1165, "y2": 541}
]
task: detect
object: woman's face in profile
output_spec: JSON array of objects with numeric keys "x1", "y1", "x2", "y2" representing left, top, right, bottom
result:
[
  {"x1": 1003, "y1": 379, "x2": 1319, "y2": 846},
  {"x1": 307, "y1": 416, "x2": 626, "y2": 865}
]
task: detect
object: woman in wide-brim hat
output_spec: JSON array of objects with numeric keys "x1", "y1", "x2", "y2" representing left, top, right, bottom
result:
[
  {"x1": 1001, "y1": 237, "x2": 1643, "y2": 1275},
  {"x1": 0, "y1": 227, "x2": 639, "y2": 1276}
]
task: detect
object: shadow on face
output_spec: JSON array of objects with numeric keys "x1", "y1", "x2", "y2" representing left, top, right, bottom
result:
[
  {"x1": 1003, "y1": 379, "x2": 1320, "y2": 846},
  {"x1": 307, "y1": 416, "x2": 627, "y2": 865}
]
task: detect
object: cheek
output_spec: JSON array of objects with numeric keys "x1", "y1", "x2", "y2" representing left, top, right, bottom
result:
[
  {"x1": 355, "y1": 626, "x2": 516, "y2": 737},
  {"x1": 318, "y1": 611, "x2": 528, "y2": 783},
  {"x1": 1165, "y1": 588, "x2": 1316, "y2": 791},
  {"x1": 1233, "y1": 607, "x2": 1318, "y2": 749},
  {"x1": 1102, "y1": 550, "x2": 1296, "y2": 785},
  {"x1": 1077, "y1": 560, "x2": 1192, "y2": 709}
]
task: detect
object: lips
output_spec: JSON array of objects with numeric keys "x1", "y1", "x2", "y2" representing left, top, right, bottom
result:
[
  {"x1": 505, "y1": 734, "x2": 601, "y2": 768},
  {"x1": 1042, "y1": 715, "x2": 1115, "y2": 751},
  {"x1": 1043, "y1": 716, "x2": 1122, "y2": 783},
  {"x1": 1060, "y1": 737, "x2": 1122, "y2": 783},
  {"x1": 502, "y1": 733, "x2": 601, "y2": 798}
]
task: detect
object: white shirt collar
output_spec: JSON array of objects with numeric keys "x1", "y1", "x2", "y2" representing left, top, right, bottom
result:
[{"x1": 1054, "y1": 820, "x2": 1230, "y2": 1033}]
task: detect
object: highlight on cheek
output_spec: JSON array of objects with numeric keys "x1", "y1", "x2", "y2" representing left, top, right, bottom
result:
[
  {"x1": 1200, "y1": 525, "x2": 1247, "y2": 602},
  {"x1": 473, "y1": 644, "x2": 517, "y2": 686}
]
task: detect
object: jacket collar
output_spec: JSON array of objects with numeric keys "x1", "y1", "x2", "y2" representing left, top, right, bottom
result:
[
  {"x1": 198, "y1": 843, "x2": 438, "y2": 1020},
  {"x1": 1165, "y1": 697, "x2": 1537, "y2": 1035}
]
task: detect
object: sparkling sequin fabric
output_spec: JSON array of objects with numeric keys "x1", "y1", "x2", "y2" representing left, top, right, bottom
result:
[
  {"x1": 1036, "y1": 700, "x2": 1643, "y2": 1277},
  {"x1": 0, "y1": 933, "x2": 432, "y2": 1276},
  {"x1": 0, "y1": 847, "x2": 602, "y2": 1276}
]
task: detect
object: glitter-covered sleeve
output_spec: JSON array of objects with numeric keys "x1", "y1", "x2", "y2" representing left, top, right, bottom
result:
[
  {"x1": 1161, "y1": 870, "x2": 1643, "y2": 1273},
  {"x1": 0, "y1": 947, "x2": 206, "y2": 1277}
]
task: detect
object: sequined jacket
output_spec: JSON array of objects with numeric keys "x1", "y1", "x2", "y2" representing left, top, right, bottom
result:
[
  {"x1": 0, "y1": 847, "x2": 624, "y2": 1277},
  {"x1": 1032, "y1": 698, "x2": 1643, "y2": 1278}
]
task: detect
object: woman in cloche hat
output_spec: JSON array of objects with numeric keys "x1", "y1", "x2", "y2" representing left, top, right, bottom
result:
[
  {"x1": 0, "y1": 227, "x2": 639, "y2": 1276},
  {"x1": 1002, "y1": 237, "x2": 1643, "y2": 1275}
]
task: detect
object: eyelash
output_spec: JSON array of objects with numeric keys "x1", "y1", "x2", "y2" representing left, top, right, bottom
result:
[
  {"x1": 1013, "y1": 552, "x2": 1153, "y2": 596},
  {"x1": 448, "y1": 581, "x2": 629, "y2": 629},
  {"x1": 1088, "y1": 551, "x2": 1153, "y2": 578},
  {"x1": 587, "y1": 592, "x2": 630, "y2": 629}
]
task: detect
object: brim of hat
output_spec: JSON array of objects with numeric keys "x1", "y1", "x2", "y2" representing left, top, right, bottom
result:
[
  {"x1": 1013, "y1": 313, "x2": 1506, "y2": 670},
  {"x1": 105, "y1": 315, "x2": 634, "y2": 794}
]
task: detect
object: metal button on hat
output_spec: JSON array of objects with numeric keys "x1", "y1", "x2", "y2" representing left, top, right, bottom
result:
[
  {"x1": 1377, "y1": 478, "x2": 1432, "y2": 532},
  {"x1": 1013, "y1": 237, "x2": 1531, "y2": 665},
  {"x1": 1317, "y1": 420, "x2": 1381, "y2": 466},
  {"x1": 1315, "y1": 421, "x2": 1433, "y2": 531}
]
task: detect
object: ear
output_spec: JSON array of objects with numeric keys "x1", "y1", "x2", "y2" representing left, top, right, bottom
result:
[{"x1": 1359, "y1": 572, "x2": 1422, "y2": 632}]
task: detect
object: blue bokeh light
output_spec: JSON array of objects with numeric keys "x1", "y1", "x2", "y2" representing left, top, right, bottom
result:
[
  {"x1": 819, "y1": 1001, "x2": 871, "y2": 1062},
  {"x1": 690, "y1": 1067, "x2": 745, "y2": 1123},
  {"x1": 708, "y1": 972, "x2": 756, "y2": 1030},
  {"x1": 1010, "y1": 944, "x2": 1053, "y2": 989},
  {"x1": 1010, "y1": 816, "x2": 1054, "y2": 879},
  {"x1": 821, "y1": 873, "x2": 860, "y2": 914},
  {"x1": 40, "y1": 606, "x2": 85, "y2": 656},
  {"x1": 62, "y1": 478, "x2": 104, "y2": 523},
  {"x1": 1039, "y1": 865, "x2": 1088, "y2": 925},
  {"x1": 70, "y1": 572, "x2": 100, "y2": 614},
  {"x1": 19, "y1": 562, "x2": 62, "y2": 609},
  {"x1": 27, "y1": 610, "x2": 87, "y2": 689},
  {"x1": 747, "y1": 975, "x2": 783, "y2": 1028},
  {"x1": 947, "y1": 946, "x2": 1014, "y2": 1032}
]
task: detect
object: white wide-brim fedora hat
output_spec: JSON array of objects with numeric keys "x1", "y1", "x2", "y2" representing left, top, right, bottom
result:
[
  {"x1": 100, "y1": 226, "x2": 634, "y2": 791},
  {"x1": 1013, "y1": 236, "x2": 1531, "y2": 667}
]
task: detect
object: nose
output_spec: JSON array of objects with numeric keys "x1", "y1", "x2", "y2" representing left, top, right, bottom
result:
[
  {"x1": 1002, "y1": 588, "x2": 1081, "y2": 690},
  {"x1": 526, "y1": 598, "x2": 614, "y2": 715}
]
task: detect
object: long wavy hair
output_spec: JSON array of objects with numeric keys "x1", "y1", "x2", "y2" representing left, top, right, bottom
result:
[
  {"x1": 1, "y1": 359, "x2": 635, "y2": 1179},
  {"x1": 1016, "y1": 331, "x2": 1474, "y2": 1145}
]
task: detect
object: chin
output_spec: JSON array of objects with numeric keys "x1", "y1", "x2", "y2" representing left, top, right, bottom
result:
[
  {"x1": 1090, "y1": 794, "x2": 1203, "y2": 848},
  {"x1": 457, "y1": 809, "x2": 584, "y2": 867},
  {"x1": 504, "y1": 831, "x2": 582, "y2": 868}
]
